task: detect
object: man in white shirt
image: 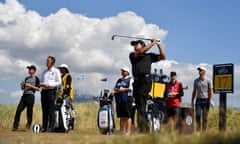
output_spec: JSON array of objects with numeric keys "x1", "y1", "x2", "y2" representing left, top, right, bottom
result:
[{"x1": 40, "y1": 56, "x2": 61, "y2": 132}]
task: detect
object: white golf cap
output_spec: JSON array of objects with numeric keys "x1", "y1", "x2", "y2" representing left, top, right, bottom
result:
[
  {"x1": 121, "y1": 67, "x2": 130, "y2": 73},
  {"x1": 58, "y1": 64, "x2": 69, "y2": 70},
  {"x1": 197, "y1": 66, "x2": 207, "y2": 72}
]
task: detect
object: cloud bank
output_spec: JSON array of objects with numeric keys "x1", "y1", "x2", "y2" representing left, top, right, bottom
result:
[{"x1": 0, "y1": 0, "x2": 239, "y2": 107}]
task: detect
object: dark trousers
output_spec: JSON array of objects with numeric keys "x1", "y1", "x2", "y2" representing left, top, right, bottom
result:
[
  {"x1": 13, "y1": 94, "x2": 35, "y2": 128},
  {"x1": 133, "y1": 77, "x2": 152, "y2": 132},
  {"x1": 128, "y1": 97, "x2": 136, "y2": 126},
  {"x1": 41, "y1": 89, "x2": 56, "y2": 130},
  {"x1": 195, "y1": 99, "x2": 210, "y2": 132}
]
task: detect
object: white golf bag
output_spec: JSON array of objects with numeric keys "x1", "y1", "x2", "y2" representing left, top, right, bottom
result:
[
  {"x1": 55, "y1": 95, "x2": 76, "y2": 132},
  {"x1": 97, "y1": 89, "x2": 115, "y2": 135}
]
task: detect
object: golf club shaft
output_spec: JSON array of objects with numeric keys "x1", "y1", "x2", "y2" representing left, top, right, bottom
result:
[
  {"x1": 211, "y1": 106, "x2": 218, "y2": 123},
  {"x1": 112, "y1": 35, "x2": 161, "y2": 42}
]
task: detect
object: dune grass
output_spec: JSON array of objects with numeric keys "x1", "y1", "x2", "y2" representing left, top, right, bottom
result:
[{"x1": 0, "y1": 102, "x2": 240, "y2": 144}]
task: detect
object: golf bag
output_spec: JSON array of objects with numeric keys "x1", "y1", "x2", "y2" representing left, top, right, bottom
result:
[
  {"x1": 55, "y1": 95, "x2": 76, "y2": 132},
  {"x1": 146, "y1": 98, "x2": 166, "y2": 132},
  {"x1": 97, "y1": 89, "x2": 115, "y2": 135}
]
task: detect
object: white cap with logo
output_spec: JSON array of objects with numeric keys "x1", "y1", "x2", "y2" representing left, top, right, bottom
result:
[
  {"x1": 121, "y1": 67, "x2": 130, "y2": 73},
  {"x1": 197, "y1": 66, "x2": 207, "y2": 72}
]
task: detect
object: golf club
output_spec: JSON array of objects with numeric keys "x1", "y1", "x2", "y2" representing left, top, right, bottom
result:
[{"x1": 111, "y1": 34, "x2": 161, "y2": 42}]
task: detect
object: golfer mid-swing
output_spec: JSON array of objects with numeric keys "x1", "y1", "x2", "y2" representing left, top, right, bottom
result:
[{"x1": 129, "y1": 39, "x2": 166, "y2": 133}]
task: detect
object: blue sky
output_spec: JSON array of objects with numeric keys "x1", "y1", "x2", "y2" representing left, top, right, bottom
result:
[
  {"x1": 0, "y1": 0, "x2": 239, "y2": 105},
  {"x1": 18, "y1": 0, "x2": 240, "y2": 65}
]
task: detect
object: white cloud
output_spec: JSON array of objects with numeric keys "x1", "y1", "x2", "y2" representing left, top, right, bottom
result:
[
  {"x1": 10, "y1": 90, "x2": 22, "y2": 98},
  {"x1": 0, "y1": 0, "x2": 239, "y2": 106},
  {"x1": 0, "y1": 0, "x2": 168, "y2": 96},
  {"x1": 152, "y1": 60, "x2": 213, "y2": 103}
]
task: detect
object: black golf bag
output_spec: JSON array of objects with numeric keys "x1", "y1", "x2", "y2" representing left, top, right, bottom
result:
[
  {"x1": 55, "y1": 95, "x2": 76, "y2": 132},
  {"x1": 146, "y1": 98, "x2": 167, "y2": 132},
  {"x1": 97, "y1": 89, "x2": 115, "y2": 135}
]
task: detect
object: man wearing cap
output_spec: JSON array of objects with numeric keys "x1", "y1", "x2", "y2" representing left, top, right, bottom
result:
[
  {"x1": 191, "y1": 66, "x2": 213, "y2": 133},
  {"x1": 57, "y1": 64, "x2": 74, "y2": 109},
  {"x1": 111, "y1": 67, "x2": 134, "y2": 135},
  {"x1": 129, "y1": 39, "x2": 166, "y2": 132},
  {"x1": 40, "y1": 56, "x2": 61, "y2": 132},
  {"x1": 164, "y1": 72, "x2": 184, "y2": 131},
  {"x1": 12, "y1": 65, "x2": 40, "y2": 131}
]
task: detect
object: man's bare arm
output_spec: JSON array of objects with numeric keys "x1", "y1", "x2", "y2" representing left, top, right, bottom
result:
[
  {"x1": 191, "y1": 88, "x2": 196, "y2": 107},
  {"x1": 157, "y1": 43, "x2": 166, "y2": 60},
  {"x1": 118, "y1": 87, "x2": 132, "y2": 92},
  {"x1": 25, "y1": 83, "x2": 40, "y2": 91},
  {"x1": 133, "y1": 39, "x2": 156, "y2": 57},
  {"x1": 209, "y1": 88, "x2": 214, "y2": 101}
]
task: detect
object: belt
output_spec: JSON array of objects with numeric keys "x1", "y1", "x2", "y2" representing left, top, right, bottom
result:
[
  {"x1": 196, "y1": 98, "x2": 209, "y2": 101},
  {"x1": 42, "y1": 87, "x2": 57, "y2": 91}
]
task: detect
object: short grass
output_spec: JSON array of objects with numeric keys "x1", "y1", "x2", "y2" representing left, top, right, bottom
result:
[{"x1": 0, "y1": 103, "x2": 240, "y2": 144}]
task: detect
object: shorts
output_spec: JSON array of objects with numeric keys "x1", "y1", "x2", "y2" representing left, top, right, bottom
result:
[
  {"x1": 116, "y1": 97, "x2": 133, "y2": 118},
  {"x1": 167, "y1": 107, "x2": 179, "y2": 118}
]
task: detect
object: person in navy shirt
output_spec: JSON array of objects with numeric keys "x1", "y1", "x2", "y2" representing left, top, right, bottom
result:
[{"x1": 111, "y1": 67, "x2": 134, "y2": 135}]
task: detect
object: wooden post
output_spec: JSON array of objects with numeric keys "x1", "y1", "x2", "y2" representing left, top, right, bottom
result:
[{"x1": 219, "y1": 92, "x2": 227, "y2": 131}]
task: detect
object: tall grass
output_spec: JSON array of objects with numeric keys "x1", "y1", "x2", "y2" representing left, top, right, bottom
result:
[
  {"x1": 0, "y1": 103, "x2": 100, "y2": 132},
  {"x1": 1, "y1": 103, "x2": 240, "y2": 144}
]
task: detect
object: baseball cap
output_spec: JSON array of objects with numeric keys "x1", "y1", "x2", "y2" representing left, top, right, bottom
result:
[
  {"x1": 197, "y1": 66, "x2": 207, "y2": 72},
  {"x1": 170, "y1": 71, "x2": 177, "y2": 77},
  {"x1": 26, "y1": 65, "x2": 36, "y2": 71},
  {"x1": 130, "y1": 40, "x2": 146, "y2": 46},
  {"x1": 121, "y1": 67, "x2": 130, "y2": 73}
]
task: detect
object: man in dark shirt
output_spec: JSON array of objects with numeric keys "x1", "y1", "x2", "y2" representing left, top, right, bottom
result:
[
  {"x1": 129, "y1": 39, "x2": 166, "y2": 132},
  {"x1": 12, "y1": 65, "x2": 40, "y2": 131}
]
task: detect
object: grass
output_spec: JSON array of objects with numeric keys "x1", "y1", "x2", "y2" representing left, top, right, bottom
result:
[{"x1": 0, "y1": 102, "x2": 240, "y2": 144}]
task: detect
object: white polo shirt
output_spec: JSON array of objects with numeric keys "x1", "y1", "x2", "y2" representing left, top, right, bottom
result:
[{"x1": 41, "y1": 67, "x2": 61, "y2": 88}]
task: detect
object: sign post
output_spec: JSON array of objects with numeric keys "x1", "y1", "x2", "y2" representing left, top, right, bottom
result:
[{"x1": 213, "y1": 63, "x2": 234, "y2": 131}]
